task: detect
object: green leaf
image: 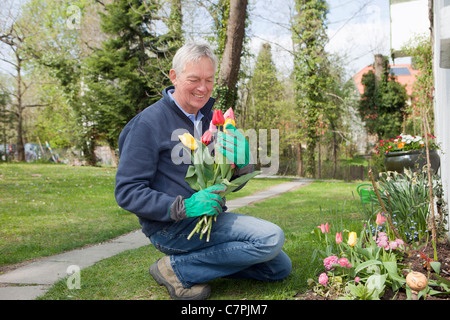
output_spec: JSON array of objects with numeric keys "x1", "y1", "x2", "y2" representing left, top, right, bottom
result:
[
  {"x1": 219, "y1": 171, "x2": 261, "y2": 197},
  {"x1": 430, "y1": 261, "x2": 441, "y2": 274},
  {"x1": 354, "y1": 260, "x2": 382, "y2": 274},
  {"x1": 382, "y1": 261, "x2": 405, "y2": 282},
  {"x1": 432, "y1": 273, "x2": 450, "y2": 290},
  {"x1": 184, "y1": 166, "x2": 201, "y2": 191},
  {"x1": 383, "y1": 261, "x2": 405, "y2": 291}
]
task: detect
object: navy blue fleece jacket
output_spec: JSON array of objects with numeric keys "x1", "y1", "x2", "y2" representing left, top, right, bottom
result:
[{"x1": 114, "y1": 86, "x2": 216, "y2": 237}]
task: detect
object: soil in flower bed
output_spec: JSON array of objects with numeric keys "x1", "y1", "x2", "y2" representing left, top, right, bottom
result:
[{"x1": 296, "y1": 240, "x2": 450, "y2": 300}]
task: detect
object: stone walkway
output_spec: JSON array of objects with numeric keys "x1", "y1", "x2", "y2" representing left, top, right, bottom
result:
[{"x1": 0, "y1": 178, "x2": 312, "y2": 300}]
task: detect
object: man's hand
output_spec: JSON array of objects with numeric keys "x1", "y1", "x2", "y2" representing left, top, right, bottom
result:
[
  {"x1": 217, "y1": 124, "x2": 250, "y2": 168},
  {"x1": 185, "y1": 184, "x2": 226, "y2": 218},
  {"x1": 169, "y1": 184, "x2": 226, "y2": 221}
]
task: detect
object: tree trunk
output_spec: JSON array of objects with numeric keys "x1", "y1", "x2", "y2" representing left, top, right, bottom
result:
[
  {"x1": 297, "y1": 142, "x2": 303, "y2": 176},
  {"x1": 15, "y1": 54, "x2": 25, "y2": 162},
  {"x1": 216, "y1": 0, "x2": 248, "y2": 110},
  {"x1": 374, "y1": 53, "x2": 383, "y2": 85}
]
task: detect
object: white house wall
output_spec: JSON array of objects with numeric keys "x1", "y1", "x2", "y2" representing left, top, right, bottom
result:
[
  {"x1": 390, "y1": 0, "x2": 430, "y2": 52},
  {"x1": 433, "y1": 0, "x2": 450, "y2": 240}
]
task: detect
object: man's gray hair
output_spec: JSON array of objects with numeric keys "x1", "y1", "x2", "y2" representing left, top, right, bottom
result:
[{"x1": 172, "y1": 41, "x2": 218, "y2": 76}]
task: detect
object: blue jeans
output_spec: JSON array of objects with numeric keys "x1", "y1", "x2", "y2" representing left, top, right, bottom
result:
[{"x1": 150, "y1": 212, "x2": 292, "y2": 288}]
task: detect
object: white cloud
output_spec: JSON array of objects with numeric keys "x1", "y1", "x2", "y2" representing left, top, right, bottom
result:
[{"x1": 326, "y1": 18, "x2": 390, "y2": 75}]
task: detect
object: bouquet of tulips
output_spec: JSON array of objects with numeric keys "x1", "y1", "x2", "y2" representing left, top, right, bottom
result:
[{"x1": 178, "y1": 107, "x2": 260, "y2": 241}]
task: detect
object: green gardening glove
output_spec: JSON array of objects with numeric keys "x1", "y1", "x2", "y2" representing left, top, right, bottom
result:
[
  {"x1": 184, "y1": 184, "x2": 226, "y2": 218},
  {"x1": 217, "y1": 124, "x2": 250, "y2": 168}
]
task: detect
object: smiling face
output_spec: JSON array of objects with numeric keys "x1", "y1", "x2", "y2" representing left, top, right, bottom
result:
[{"x1": 169, "y1": 56, "x2": 215, "y2": 115}]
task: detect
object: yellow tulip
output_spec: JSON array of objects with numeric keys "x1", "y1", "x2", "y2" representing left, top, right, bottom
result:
[
  {"x1": 223, "y1": 118, "x2": 236, "y2": 133},
  {"x1": 348, "y1": 232, "x2": 357, "y2": 247},
  {"x1": 178, "y1": 133, "x2": 198, "y2": 151}
]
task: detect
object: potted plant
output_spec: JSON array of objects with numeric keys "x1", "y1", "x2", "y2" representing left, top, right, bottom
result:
[{"x1": 374, "y1": 133, "x2": 440, "y2": 173}]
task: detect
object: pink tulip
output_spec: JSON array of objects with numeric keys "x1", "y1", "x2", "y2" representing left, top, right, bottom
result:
[
  {"x1": 209, "y1": 121, "x2": 217, "y2": 133},
  {"x1": 376, "y1": 212, "x2": 387, "y2": 226},
  {"x1": 224, "y1": 107, "x2": 235, "y2": 120},
  {"x1": 335, "y1": 232, "x2": 343, "y2": 244},
  {"x1": 318, "y1": 222, "x2": 330, "y2": 234}
]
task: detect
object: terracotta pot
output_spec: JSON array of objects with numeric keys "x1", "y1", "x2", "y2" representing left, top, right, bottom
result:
[{"x1": 384, "y1": 149, "x2": 440, "y2": 174}]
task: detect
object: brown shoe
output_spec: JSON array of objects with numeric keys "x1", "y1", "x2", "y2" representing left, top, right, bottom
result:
[{"x1": 149, "y1": 256, "x2": 211, "y2": 300}]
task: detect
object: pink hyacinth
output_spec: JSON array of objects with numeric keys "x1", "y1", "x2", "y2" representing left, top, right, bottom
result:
[
  {"x1": 338, "y1": 257, "x2": 351, "y2": 268},
  {"x1": 376, "y1": 232, "x2": 389, "y2": 249},
  {"x1": 323, "y1": 255, "x2": 339, "y2": 271},
  {"x1": 395, "y1": 238, "x2": 405, "y2": 250},
  {"x1": 388, "y1": 241, "x2": 398, "y2": 250},
  {"x1": 318, "y1": 273, "x2": 328, "y2": 286}
]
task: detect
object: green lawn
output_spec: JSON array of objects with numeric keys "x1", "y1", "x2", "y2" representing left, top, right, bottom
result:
[
  {"x1": 1, "y1": 163, "x2": 365, "y2": 300},
  {"x1": 0, "y1": 163, "x2": 291, "y2": 266},
  {"x1": 0, "y1": 163, "x2": 141, "y2": 265},
  {"x1": 38, "y1": 179, "x2": 364, "y2": 300}
]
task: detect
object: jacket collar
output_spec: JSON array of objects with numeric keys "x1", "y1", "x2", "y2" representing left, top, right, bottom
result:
[
  {"x1": 162, "y1": 86, "x2": 215, "y2": 135},
  {"x1": 162, "y1": 86, "x2": 215, "y2": 118}
]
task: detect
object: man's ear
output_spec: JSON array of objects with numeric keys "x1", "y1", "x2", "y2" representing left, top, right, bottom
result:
[{"x1": 169, "y1": 69, "x2": 177, "y2": 86}]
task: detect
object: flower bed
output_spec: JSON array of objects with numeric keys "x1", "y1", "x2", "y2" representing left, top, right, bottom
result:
[
  {"x1": 306, "y1": 177, "x2": 450, "y2": 300},
  {"x1": 298, "y1": 240, "x2": 450, "y2": 300}
]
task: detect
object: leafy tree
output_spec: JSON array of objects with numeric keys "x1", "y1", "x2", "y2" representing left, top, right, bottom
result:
[
  {"x1": 2, "y1": 0, "x2": 90, "y2": 158},
  {"x1": 357, "y1": 56, "x2": 408, "y2": 140},
  {"x1": 291, "y1": 0, "x2": 329, "y2": 177},
  {"x1": 0, "y1": 90, "x2": 14, "y2": 161},
  {"x1": 321, "y1": 54, "x2": 355, "y2": 178},
  {"x1": 249, "y1": 43, "x2": 283, "y2": 131},
  {"x1": 81, "y1": 0, "x2": 183, "y2": 154},
  {"x1": 0, "y1": 15, "x2": 50, "y2": 161}
]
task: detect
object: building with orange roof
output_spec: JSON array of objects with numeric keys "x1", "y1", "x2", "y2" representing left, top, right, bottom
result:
[{"x1": 353, "y1": 63, "x2": 419, "y2": 100}]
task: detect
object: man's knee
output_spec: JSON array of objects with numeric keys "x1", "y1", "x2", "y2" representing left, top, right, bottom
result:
[{"x1": 255, "y1": 222, "x2": 285, "y2": 261}]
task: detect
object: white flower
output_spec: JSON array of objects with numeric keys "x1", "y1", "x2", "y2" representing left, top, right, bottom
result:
[{"x1": 403, "y1": 134, "x2": 413, "y2": 140}]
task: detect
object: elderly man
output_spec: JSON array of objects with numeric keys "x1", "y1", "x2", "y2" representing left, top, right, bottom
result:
[{"x1": 115, "y1": 41, "x2": 291, "y2": 300}]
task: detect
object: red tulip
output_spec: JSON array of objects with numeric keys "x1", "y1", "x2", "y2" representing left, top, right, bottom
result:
[
  {"x1": 201, "y1": 130, "x2": 213, "y2": 145},
  {"x1": 212, "y1": 109, "x2": 225, "y2": 126}
]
